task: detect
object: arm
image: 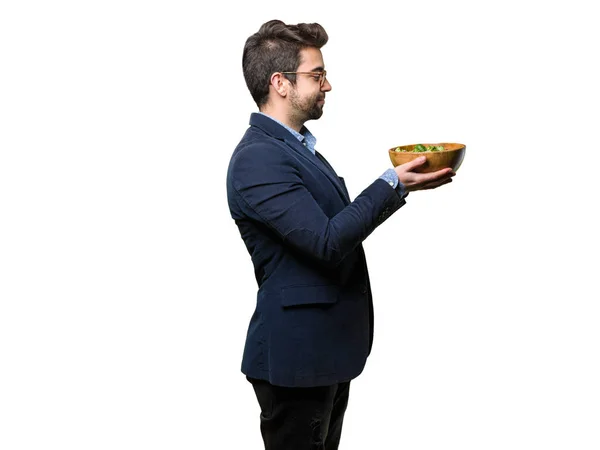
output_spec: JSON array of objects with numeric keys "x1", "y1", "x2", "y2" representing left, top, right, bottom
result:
[{"x1": 230, "y1": 144, "x2": 405, "y2": 268}]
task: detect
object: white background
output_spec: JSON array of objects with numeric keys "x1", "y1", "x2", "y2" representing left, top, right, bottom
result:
[{"x1": 1, "y1": 1, "x2": 599, "y2": 449}]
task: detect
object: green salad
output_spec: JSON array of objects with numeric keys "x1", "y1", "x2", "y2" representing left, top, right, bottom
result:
[{"x1": 394, "y1": 144, "x2": 445, "y2": 153}]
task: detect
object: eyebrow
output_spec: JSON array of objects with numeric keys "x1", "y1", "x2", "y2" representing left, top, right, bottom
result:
[{"x1": 309, "y1": 66, "x2": 325, "y2": 72}]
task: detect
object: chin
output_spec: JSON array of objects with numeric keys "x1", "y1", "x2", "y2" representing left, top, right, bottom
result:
[{"x1": 310, "y1": 108, "x2": 323, "y2": 120}]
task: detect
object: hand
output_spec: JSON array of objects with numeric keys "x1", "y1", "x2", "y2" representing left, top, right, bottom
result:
[{"x1": 394, "y1": 156, "x2": 456, "y2": 192}]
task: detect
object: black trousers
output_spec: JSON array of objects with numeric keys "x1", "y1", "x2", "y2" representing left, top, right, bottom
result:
[{"x1": 247, "y1": 376, "x2": 351, "y2": 450}]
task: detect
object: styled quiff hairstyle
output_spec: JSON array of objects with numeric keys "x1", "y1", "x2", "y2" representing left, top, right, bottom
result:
[{"x1": 242, "y1": 20, "x2": 328, "y2": 107}]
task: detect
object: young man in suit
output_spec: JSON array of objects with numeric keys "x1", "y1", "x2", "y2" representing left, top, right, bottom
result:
[{"x1": 226, "y1": 20, "x2": 455, "y2": 450}]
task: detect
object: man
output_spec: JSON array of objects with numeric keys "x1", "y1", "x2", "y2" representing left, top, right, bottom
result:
[{"x1": 226, "y1": 20, "x2": 455, "y2": 449}]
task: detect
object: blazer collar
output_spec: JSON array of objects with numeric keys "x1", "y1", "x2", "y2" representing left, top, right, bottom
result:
[{"x1": 249, "y1": 112, "x2": 301, "y2": 142}]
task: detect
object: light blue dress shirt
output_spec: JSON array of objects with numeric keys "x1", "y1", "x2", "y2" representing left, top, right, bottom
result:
[{"x1": 257, "y1": 112, "x2": 407, "y2": 199}]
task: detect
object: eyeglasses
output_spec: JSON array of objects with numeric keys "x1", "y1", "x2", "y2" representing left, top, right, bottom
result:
[{"x1": 280, "y1": 70, "x2": 328, "y2": 87}]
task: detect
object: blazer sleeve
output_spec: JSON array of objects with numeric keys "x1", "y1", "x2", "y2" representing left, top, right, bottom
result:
[{"x1": 229, "y1": 143, "x2": 406, "y2": 267}]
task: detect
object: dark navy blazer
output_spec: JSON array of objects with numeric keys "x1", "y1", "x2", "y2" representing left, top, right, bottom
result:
[{"x1": 226, "y1": 113, "x2": 405, "y2": 387}]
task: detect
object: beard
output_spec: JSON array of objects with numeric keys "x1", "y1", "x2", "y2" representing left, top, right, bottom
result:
[{"x1": 289, "y1": 88, "x2": 324, "y2": 124}]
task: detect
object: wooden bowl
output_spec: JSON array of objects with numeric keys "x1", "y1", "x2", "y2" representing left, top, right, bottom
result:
[{"x1": 388, "y1": 143, "x2": 466, "y2": 173}]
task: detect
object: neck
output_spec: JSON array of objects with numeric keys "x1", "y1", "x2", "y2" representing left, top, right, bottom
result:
[{"x1": 260, "y1": 105, "x2": 303, "y2": 132}]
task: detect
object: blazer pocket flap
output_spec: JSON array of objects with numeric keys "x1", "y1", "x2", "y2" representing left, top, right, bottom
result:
[{"x1": 281, "y1": 285, "x2": 340, "y2": 307}]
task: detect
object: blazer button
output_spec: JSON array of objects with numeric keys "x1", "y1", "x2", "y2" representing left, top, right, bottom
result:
[{"x1": 360, "y1": 284, "x2": 368, "y2": 294}]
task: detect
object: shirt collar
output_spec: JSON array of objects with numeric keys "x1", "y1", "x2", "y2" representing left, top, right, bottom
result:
[{"x1": 257, "y1": 112, "x2": 317, "y2": 155}]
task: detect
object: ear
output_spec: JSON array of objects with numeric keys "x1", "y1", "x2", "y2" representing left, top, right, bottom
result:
[{"x1": 270, "y1": 73, "x2": 289, "y2": 98}]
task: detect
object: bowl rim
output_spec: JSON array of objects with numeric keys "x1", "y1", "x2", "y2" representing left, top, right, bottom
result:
[{"x1": 388, "y1": 143, "x2": 466, "y2": 153}]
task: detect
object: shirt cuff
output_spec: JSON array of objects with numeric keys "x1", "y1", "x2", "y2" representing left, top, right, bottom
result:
[{"x1": 379, "y1": 168, "x2": 407, "y2": 199}]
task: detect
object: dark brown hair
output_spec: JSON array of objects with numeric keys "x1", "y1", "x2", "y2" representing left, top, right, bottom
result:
[{"x1": 242, "y1": 20, "x2": 328, "y2": 107}]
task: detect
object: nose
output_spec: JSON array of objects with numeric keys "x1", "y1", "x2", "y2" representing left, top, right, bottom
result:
[{"x1": 321, "y1": 77, "x2": 332, "y2": 92}]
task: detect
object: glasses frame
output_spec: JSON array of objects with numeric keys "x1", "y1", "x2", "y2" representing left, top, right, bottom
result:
[{"x1": 280, "y1": 70, "x2": 327, "y2": 87}]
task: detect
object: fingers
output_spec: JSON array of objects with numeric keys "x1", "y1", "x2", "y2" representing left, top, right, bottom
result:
[
  {"x1": 395, "y1": 157, "x2": 457, "y2": 192},
  {"x1": 415, "y1": 168, "x2": 454, "y2": 185},
  {"x1": 420, "y1": 177, "x2": 453, "y2": 190},
  {"x1": 404, "y1": 168, "x2": 455, "y2": 192}
]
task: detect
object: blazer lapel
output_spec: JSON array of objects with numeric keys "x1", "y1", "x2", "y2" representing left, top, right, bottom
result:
[
  {"x1": 250, "y1": 113, "x2": 351, "y2": 204},
  {"x1": 284, "y1": 137, "x2": 351, "y2": 204},
  {"x1": 315, "y1": 151, "x2": 351, "y2": 202}
]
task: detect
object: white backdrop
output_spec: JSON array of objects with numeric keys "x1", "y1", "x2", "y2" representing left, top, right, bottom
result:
[{"x1": 1, "y1": 1, "x2": 599, "y2": 449}]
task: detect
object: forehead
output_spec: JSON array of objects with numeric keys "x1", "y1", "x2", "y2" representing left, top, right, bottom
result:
[{"x1": 297, "y1": 47, "x2": 325, "y2": 70}]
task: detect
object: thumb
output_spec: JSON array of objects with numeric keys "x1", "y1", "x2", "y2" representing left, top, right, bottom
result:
[{"x1": 403, "y1": 156, "x2": 427, "y2": 170}]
